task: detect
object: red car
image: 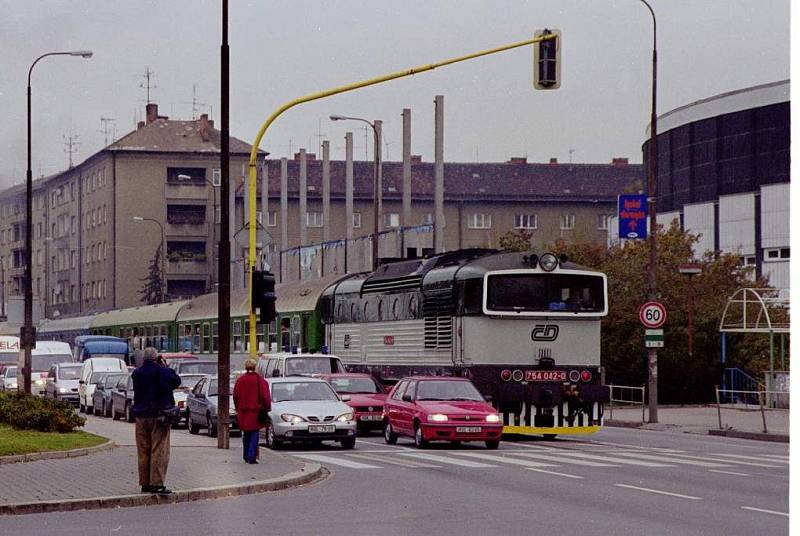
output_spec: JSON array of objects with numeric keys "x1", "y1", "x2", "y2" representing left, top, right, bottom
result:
[
  {"x1": 383, "y1": 376, "x2": 503, "y2": 449},
  {"x1": 318, "y1": 373, "x2": 387, "y2": 433}
]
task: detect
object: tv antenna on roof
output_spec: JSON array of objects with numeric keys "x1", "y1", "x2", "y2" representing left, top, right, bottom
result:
[
  {"x1": 139, "y1": 66, "x2": 157, "y2": 104},
  {"x1": 183, "y1": 84, "x2": 208, "y2": 120},
  {"x1": 63, "y1": 133, "x2": 80, "y2": 168},
  {"x1": 99, "y1": 117, "x2": 117, "y2": 145}
]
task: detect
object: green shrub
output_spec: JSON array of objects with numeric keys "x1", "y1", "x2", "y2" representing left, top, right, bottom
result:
[{"x1": 0, "y1": 392, "x2": 85, "y2": 433}]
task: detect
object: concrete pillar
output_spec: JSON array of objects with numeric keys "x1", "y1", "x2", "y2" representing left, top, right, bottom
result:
[
  {"x1": 345, "y1": 132, "x2": 354, "y2": 242},
  {"x1": 280, "y1": 158, "x2": 288, "y2": 251},
  {"x1": 402, "y1": 108, "x2": 412, "y2": 229},
  {"x1": 322, "y1": 140, "x2": 331, "y2": 243},
  {"x1": 299, "y1": 149, "x2": 308, "y2": 246},
  {"x1": 434, "y1": 95, "x2": 445, "y2": 253}
]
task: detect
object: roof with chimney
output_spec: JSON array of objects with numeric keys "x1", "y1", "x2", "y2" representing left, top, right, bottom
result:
[
  {"x1": 259, "y1": 155, "x2": 643, "y2": 203},
  {"x1": 107, "y1": 103, "x2": 256, "y2": 155}
]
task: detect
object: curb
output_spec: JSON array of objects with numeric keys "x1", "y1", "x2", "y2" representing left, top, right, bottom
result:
[
  {"x1": 0, "y1": 439, "x2": 115, "y2": 465},
  {"x1": 708, "y1": 429, "x2": 790, "y2": 443},
  {"x1": 605, "y1": 420, "x2": 790, "y2": 443},
  {"x1": 0, "y1": 462, "x2": 326, "y2": 516},
  {"x1": 603, "y1": 420, "x2": 644, "y2": 429}
]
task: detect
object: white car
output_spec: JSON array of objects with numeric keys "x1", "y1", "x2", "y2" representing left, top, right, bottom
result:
[
  {"x1": 264, "y1": 377, "x2": 357, "y2": 449},
  {"x1": 79, "y1": 357, "x2": 127, "y2": 413},
  {"x1": 0, "y1": 366, "x2": 18, "y2": 392},
  {"x1": 44, "y1": 363, "x2": 83, "y2": 405},
  {"x1": 174, "y1": 373, "x2": 207, "y2": 426}
]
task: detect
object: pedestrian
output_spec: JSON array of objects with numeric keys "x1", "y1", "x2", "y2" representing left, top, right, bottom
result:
[
  {"x1": 233, "y1": 358, "x2": 271, "y2": 464},
  {"x1": 132, "y1": 347, "x2": 181, "y2": 494}
]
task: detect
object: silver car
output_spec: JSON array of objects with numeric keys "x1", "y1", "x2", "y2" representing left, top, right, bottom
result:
[
  {"x1": 0, "y1": 366, "x2": 17, "y2": 392},
  {"x1": 265, "y1": 377, "x2": 357, "y2": 449}
]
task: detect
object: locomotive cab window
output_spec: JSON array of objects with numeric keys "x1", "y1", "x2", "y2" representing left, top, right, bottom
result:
[{"x1": 485, "y1": 272, "x2": 605, "y2": 314}]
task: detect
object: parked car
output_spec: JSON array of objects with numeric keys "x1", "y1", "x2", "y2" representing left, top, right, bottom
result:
[
  {"x1": 255, "y1": 353, "x2": 345, "y2": 379},
  {"x1": 160, "y1": 352, "x2": 199, "y2": 369},
  {"x1": 31, "y1": 341, "x2": 74, "y2": 396},
  {"x1": 111, "y1": 374, "x2": 135, "y2": 423},
  {"x1": 317, "y1": 373, "x2": 387, "y2": 434},
  {"x1": 171, "y1": 360, "x2": 218, "y2": 376},
  {"x1": 44, "y1": 362, "x2": 83, "y2": 405},
  {"x1": 92, "y1": 372, "x2": 126, "y2": 417},
  {"x1": 186, "y1": 375, "x2": 238, "y2": 437},
  {"x1": 78, "y1": 357, "x2": 127, "y2": 413},
  {"x1": 174, "y1": 373, "x2": 207, "y2": 426},
  {"x1": 0, "y1": 365, "x2": 17, "y2": 392},
  {"x1": 264, "y1": 377, "x2": 357, "y2": 449},
  {"x1": 383, "y1": 376, "x2": 503, "y2": 449}
]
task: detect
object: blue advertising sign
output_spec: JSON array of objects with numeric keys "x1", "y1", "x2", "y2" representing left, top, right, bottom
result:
[{"x1": 618, "y1": 194, "x2": 648, "y2": 240}]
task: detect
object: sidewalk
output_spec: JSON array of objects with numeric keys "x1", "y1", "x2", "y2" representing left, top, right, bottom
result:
[
  {"x1": 0, "y1": 416, "x2": 324, "y2": 515},
  {"x1": 605, "y1": 404, "x2": 790, "y2": 441}
]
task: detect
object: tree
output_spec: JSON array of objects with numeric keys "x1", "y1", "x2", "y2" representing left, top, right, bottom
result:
[{"x1": 139, "y1": 244, "x2": 163, "y2": 305}]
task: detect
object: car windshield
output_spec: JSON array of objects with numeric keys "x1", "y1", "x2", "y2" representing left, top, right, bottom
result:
[
  {"x1": 104, "y1": 374, "x2": 124, "y2": 387},
  {"x1": 207, "y1": 379, "x2": 235, "y2": 398},
  {"x1": 285, "y1": 357, "x2": 337, "y2": 376},
  {"x1": 32, "y1": 355, "x2": 73, "y2": 372},
  {"x1": 485, "y1": 273, "x2": 605, "y2": 313},
  {"x1": 59, "y1": 366, "x2": 82, "y2": 380},
  {"x1": 271, "y1": 381, "x2": 338, "y2": 402},
  {"x1": 5, "y1": 367, "x2": 17, "y2": 378},
  {"x1": 179, "y1": 362, "x2": 217, "y2": 375},
  {"x1": 329, "y1": 377, "x2": 381, "y2": 394},
  {"x1": 416, "y1": 380, "x2": 484, "y2": 401}
]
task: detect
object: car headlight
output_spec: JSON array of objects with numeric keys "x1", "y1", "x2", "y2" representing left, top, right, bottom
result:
[
  {"x1": 59, "y1": 387, "x2": 68, "y2": 394},
  {"x1": 280, "y1": 413, "x2": 305, "y2": 423},
  {"x1": 428, "y1": 413, "x2": 448, "y2": 422},
  {"x1": 539, "y1": 253, "x2": 559, "y2": 272},
  {"x1": 35, "y1": 379, "x2": 45, "y2": 386},
  {"x1": 337, "y1": 412, "x2": 354, "y2": 422},
  {"x1": 485, "y1": 414, "x2": 501, "y2": 423},
  {"x1": 9, "y1": 383, "x2": 17, "y2": 389}
]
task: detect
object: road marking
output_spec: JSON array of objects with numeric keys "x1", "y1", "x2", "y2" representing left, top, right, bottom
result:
[
  {"x1": 397, "y1": 452, "x2": 497, "y2": 468},
  {"x1": 614, "y1": 484, "x2": 701, "y2": 500},
  {"x1": 555, "y1": 451, "x2": 675, "y2": 467},
  {"x1": 504, "y1": 443, "x2": 556, "y2": 451},
  {"x1": 708, "y1": 469, "x2": 750, "y2": 477},
  {"x1": 293, "y1": 454, "x2": 380, "y2": 469},
  {"x1": 740, "y1": 506, "x2": 789, "y2": 517},
  {"x1": 509, "y1": 451, "x2": 619, "y2": 467},
  {"x1": 610, "y1": 451, "x2": 731, "y2": 468},
  {"x1": 759, "y1": 454, "x2": 790, "y2": 461},
  {"x1": 666, "y1": 454, "x2": 781, "y2": 468},
  {"x1": 527, "y1": 468, "x2": 583, "y2": 479},
  {"x1": 347, "y1": 453, "x2": 439, "y2": 468},
  {"x1": 710, "y1": 453, "x2": 789, "y2": 464},
  {"x1": 453, "y1": 452, "x2": 558, "y2": 468}
]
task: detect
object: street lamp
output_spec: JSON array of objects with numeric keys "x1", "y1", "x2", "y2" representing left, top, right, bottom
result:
[
  {"x1": 678, "y1": 263, "x2": 702, "y2": 358},
  {"x1": 24, "y1": 49, "x2": 93, "y2": 394},
  {"x1": 133, "y1": 217, "x2": 166, "y2": 303},
  {"x1": 330, "y1": 115, "x2": 382, "y2": 270}
]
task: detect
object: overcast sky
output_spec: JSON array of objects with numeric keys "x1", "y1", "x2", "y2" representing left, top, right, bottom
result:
[{"x1": 0, "y1": 0, "x2": 790, "y2": 187}]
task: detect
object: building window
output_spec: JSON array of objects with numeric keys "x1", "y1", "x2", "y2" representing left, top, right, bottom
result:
[
  {"x1": 764, "y1": 248, "x2": 790, "y2": 262},
  {"x1": 266, "y1": 211, "x2": 277, "y2": 227},
  {"x1": 514, "y1": 214, "x2": 537, "y2": 229},
  {"x1": 468, "y1": 213, "x2": 492, "y2": 229},
  {"x1": 383, "y1": 213, "x2": 400, "y2": 228},
  {"x1": 597, "y1": 214, "x2": 612, "y2": 230},
  {"x1": 256, "y1": 211, "x2": 262, "y2": 224},
  {"x1": 212, "y1": 168, "x2": 221, "y2": 187},
  {"x1": 423, "y1": 213, "x2": 433, "y2": 225},
  {"x1": 167, "y1": 167, "x2": 206, "y2": 185},
  {"x1": 353, "y1": 212, "x2": 362, "y2": 229},
  {"x1": 306, "y1": 211, "x2": 323, "y2": 228},
  {"x1": 560, "y1": 213, "x2": 576, "y2": 230},
  {"x1": 71, "y1": 250, "x2": 77, "y2": 269}
]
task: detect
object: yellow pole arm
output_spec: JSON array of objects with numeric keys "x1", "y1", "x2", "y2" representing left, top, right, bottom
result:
[{"x1": 246, "y1": 33, "x2": 555, "y2": 356}]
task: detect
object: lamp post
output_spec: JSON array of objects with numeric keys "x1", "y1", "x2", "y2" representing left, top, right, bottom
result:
[
  {"x1": 678, "y1": 263, "x2": 701, "y2": 358},
  {"x1": 24, "y1": 49, "x2": 93, "y2": 394},
  {"x1": 330, "y1": 115, "x2": 382, "y2": 271},
  {"x1": 133, "y1": 217, "x2": 166, "y2": 303}
]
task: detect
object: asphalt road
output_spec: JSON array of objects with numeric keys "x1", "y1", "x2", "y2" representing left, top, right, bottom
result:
[{"x1": 0, "y1": 426, "x2": 788, "y2": 535}]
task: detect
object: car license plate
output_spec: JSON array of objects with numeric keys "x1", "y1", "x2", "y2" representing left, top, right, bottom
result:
[
  {"x1": 308, "y1": 425, "x2": 336, "y2": 433},
  {"x1": 359, "y1": 415, "x2": 381, "y2": 421},
  {"x1": 456, "y1": 426, "x2": 482, "y2": 433}
]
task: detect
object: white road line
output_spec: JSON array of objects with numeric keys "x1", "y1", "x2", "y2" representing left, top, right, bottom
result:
[
  {"x1": 293, "y1": 454, "x2": 381, "y2": 469},
  {"x1": 610, "y1": 451, "x2": 731, "y2": 468},
  {"x1": 740, "y1": 506, "x2": 789, "y2": 517},
  {"x1": 527, "y1": 468, "x2": 583, "y2": 479},
  {"x1": 504, "y1": 443, "x2": 556, "y2": 451},
  {"x1": 397, "y1": 452, "x2": 497, "y2": 468},
  {"x1": 759, "y1": 454, "x2": 790, "y2": 461},
  {"x1": 711, "y1": 453, "x2": 789, "y2": 464},
  {"x1": 554, "y1": 451, "x2": 675, "y2": 467},
  {"x1": 453, "y1": 452, "x2": 558, "y2": 468},
  {"x1": 708, "y1": 469, "x2": 750, "y2": 477},
  {"x1": 614, "y1": 484, "x2": 702, "y2": 500},
  {"x1": 509, "y1": 451, "x2": 619, "y2": 467},
  {"x1": 638, "y1": 452, "x2": 780, "y2": 468},
  {"x1": 347, "y1": 453, "x2": 439, "y2": 469}
]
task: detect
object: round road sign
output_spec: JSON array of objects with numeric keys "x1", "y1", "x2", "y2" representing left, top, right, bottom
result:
[{"x1": 639, "y1": 301, "x2": 667, "y2": 328}]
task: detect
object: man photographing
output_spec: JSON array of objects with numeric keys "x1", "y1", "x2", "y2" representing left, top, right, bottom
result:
[{"x1": 132, "y1": 347, "x2": 181, "y2": 494}]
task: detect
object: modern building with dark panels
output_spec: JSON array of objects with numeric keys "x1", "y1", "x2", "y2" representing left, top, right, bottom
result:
[{"x1": 643, "y1": 80, "x2": 790, "y2": 291}]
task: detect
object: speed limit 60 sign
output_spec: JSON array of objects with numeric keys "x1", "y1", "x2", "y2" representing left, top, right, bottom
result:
[{"x1": 639, "y1": 301, "x2": 667, "y2": 328}]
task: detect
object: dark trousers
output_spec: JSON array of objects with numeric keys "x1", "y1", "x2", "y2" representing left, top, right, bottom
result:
[
  {"x1": 242, "y1": 430, "x2": 260, "y2": 462},
  {"x1": 135, "y1": 417, "x2": 171, "y2": 487}
]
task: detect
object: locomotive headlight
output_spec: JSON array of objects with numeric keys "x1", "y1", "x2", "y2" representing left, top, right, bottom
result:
[
  {"x1": 568, "y1": 370, "x2": 581, "y2": 383},
  {"x1": 539, "y1": 253, "x2": 558, "y2": 272}
]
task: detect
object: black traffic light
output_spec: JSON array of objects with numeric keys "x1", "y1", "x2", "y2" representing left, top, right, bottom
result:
[
  {"x1": 252, "y1": 270, "x2": 276, "y2": 324},
  {"x1": 534, "y1": 29, "x2": 561, "y2": 90}
]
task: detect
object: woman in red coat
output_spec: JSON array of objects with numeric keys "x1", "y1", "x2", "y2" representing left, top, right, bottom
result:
[{"x1": 233, "y1": 359, "x2": 271, "y2": 464}]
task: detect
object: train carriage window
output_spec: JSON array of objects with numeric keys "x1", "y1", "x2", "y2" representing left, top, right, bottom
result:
[
  {"x1": 212, "y1": 322, "x2": 218, "y2": 353},
  {"x1": 257, "y1": 324, "x2": 265, "y2": 353},
  {"x1": 280, "y1": 318, "x2": 291, "y2": 350},
  {"x1": 408, "y1": 296, "x2": 418, "y2": 318},
  {"x1": 193, "y1": 323, "x2": 201, "y2": 353},
  {"x1": 392, "y1": 298, "x2": 400, "y2": 320},
  {"x1": 233, "y1": 321, "x2": 242, "y2": 352},
  {"x1": 377, "y1": 299, "x2": 384, "y2": 321},
  {"x1": 202, "y1": 323, "x2": 210, "y2": 353},
  {"x1": 291, "y1": 316, "x2": 301, "y2": 349},
  {"x1": 336, "y1": 303, "x2": 344, "y2": 322},
  {"x1": 350, "y1": 303, "x2": 357, "y2": 322},
  {"x1": 244, "y1": 320, "x2": 250, "y2": 353},
  {"x1": 363, "y1": 302, "x2": 370, "y2": 322},
  {"x1": 268, "y1": 320, "x2": 277, "y2": 352}
]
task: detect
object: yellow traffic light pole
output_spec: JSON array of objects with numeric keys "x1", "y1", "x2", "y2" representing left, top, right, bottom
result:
[{"x1": 246, "y1": 33, "x2": 556, "y2": 357}]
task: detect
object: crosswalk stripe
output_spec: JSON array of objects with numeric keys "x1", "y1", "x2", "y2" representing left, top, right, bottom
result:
[
  {"x1": 554, "y1": 451, "x2": 675, "y2": 467},
  {"x1": 610, "y1": 451, "x2": 732, "y2": 468},
  {"x1": 509, "y1": 451, "x2": 619, "y2": 467},
  {"x1": 615, "y1": 483, "x2": 701, "y2": 501},
  {"x1": 710, "y1": 453, "x2": 789, "y2": 464},
  {"x1": 527, "y1": 468, "x2": 583, "y2": 479},
  {"x1": 347, "y1": 453, "x2": 439, "y2": 468},
  {"x1": 453, "y1": 452, "x2": 558, "y2": 468},
  {"x1": 293, "y1": 454, "x2": 380, "y2": 469},
  {"x1": 708, "y1": 469, "x2": 750, "y2": 477},
  {"x1": 506, "y1": 443, "x2": 556, "y2": 452},
  {"x1": 740, "y1": 506, "x2": 789, "y2": 517},
  {"x1": 397, "y1": 452, "x2": 497, "y2": 468},
  {"x1": 758, "y1": 454, "x2": 790, "y2": 461},
  {"x1": 665, "y1": 454, "x2": 781, "y2": 468}
]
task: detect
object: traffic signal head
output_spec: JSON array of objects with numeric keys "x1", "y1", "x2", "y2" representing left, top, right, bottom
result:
[
  {"x1": 534, "y1": 29, "x2": 561, "y2": 90},
  {"x1": 252, "y1": 270, "x2": 276, "y2": 324}
]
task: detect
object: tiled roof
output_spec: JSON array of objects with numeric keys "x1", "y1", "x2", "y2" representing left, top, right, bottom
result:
[
  {"x1": 262, "y1": 159, "x2": 643, "y2": 202},
  {"x1": 108, "y1": 119, "x2": 256, "y2": 155}
]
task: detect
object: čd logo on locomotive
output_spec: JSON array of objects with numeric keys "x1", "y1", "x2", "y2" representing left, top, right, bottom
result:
[{"x1": 531, "y1": 324, "x2": 559, "y2": 341}]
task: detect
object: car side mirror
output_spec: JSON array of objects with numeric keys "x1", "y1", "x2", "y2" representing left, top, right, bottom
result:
[
  {"x1": 483, "y1": 395, "x2": 493, "y2": 402},
  {"x1": 341, "y1": 395, "x2": 351, "y2": 402},
  {"x1": 272, "y1": 369, "x2": 281, "y2": 377},
  {"x1": 402, "y1": 394, "x2": 412, "y2": 403}
]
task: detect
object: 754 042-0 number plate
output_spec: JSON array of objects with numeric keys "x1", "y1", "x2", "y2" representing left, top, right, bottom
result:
[
  {"x1": 525, "y1": 370, "x2": 567, "y2": 381},
  {"x1": 308, "y1": 425, "x2": 336, "y2": 433}
]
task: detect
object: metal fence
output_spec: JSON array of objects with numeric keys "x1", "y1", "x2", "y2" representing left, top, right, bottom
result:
[
  {"x1": 606, "y1": 384, "x2": 646, "y2": 423},
  {"x1": 714, "y1": 387, "x2": 789, "y2": 434}
]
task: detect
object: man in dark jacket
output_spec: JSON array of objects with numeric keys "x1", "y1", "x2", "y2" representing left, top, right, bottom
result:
[{"x1": 132, "y1": 347, "x2": 181, "y2": 494}]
